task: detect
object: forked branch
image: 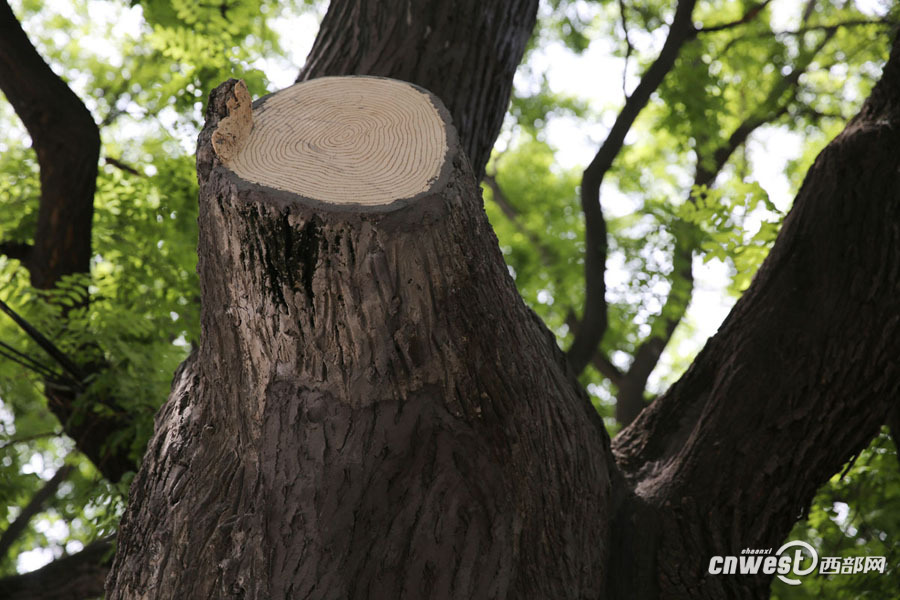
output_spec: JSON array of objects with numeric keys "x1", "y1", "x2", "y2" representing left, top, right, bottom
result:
[{"x1": 566, "y1": 0, "x2": 699, "y2": 375}]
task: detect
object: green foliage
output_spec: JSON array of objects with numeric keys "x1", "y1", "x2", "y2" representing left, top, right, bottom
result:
[
  {"x1": 486, "y1": 3, "x2": 898, "y2": 596},
  {"x1": 509, "y1": 79, "x2": 592, "y2": 139},
  {"x1": 679, "y1": 179, "x2": 782, "y2": 294},
  {"x1": 0, "y1": 0, "x2": 897, "y2": 594},
  {"x1": 0, "y1": 147, "x2": 39, "y2": 246},
  {"x1": 771, "y1": 431, "x2": 900, "y2": 599},
  {"x1": 0, "y1": 0, "x2": 295, "y2": 574}
]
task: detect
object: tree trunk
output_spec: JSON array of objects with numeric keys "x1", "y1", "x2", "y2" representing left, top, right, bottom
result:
[
  {"x1": 107, "y1": 77, "x2": 614, "y2": 599},
  {"x1": 106, "y1": 11, "x2": 900, "y2": 600}
]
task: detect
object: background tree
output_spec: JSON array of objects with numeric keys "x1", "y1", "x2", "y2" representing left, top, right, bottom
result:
[{"x1": 0, "y1": 0, "x2": 898, "y2": 597}]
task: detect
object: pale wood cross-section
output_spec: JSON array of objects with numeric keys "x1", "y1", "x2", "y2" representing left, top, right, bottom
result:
[{"x1": 213, "y1": 77, "x2": 450, "y2": 205}]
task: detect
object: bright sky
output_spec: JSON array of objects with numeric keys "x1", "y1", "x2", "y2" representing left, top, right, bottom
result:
[{"x1": 6, "y1": 0, "x2": 888, "y2": 573}]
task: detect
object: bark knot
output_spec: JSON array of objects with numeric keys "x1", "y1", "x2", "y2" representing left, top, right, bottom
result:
[{"x1": 211, "y1": 79, "x2": 253, "y2": 163}]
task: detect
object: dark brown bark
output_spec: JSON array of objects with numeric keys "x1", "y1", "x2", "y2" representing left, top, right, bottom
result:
[
  {"x1": 107, "y1": 78, "x2": 614, "y2": 599},
  {"x1": 0, "y1": 1, "x2": 133, "y2": 483},
  {"x1": 102, "y1": 5, "x2": 900, "y2": 600},
  {"x1": 609, "y1": 33, "x2": 900, "y2": 598},
  {"x1": 0, "y1": 0, "x2": 98, "y2": 288},
  {"x1": 296, "y1": 0, "x2": 538, "y2": 181},
  {"x1": 0, "y1": 539, "x2": 112, "y2": 600}
]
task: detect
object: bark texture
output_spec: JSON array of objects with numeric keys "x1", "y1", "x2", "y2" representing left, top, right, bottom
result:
[
  {"x1": 297, "y1": 0, "x2": 539, "y2": 181},
  {"x1": 107, "y1": 79, "x2": 614, "y2": 599},
  {"x1": 105, "y1": 10, "x2": 900, "y2": 600},
  {"x1": 608, "y1": 34, "x2": 900, "y2": 599}
]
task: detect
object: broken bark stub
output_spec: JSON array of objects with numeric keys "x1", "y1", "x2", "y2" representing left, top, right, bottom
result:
[{"x1": 107, "y1": 76, "x2": 614, "y2": 599}]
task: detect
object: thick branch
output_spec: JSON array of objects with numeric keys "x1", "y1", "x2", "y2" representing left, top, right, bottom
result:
[
  {"x1": 0, "y1": 3, "x2": 135, "y2": 483},
  {"x1": 0, "y1": 464, "x2": 73, "y2": 559},
  {"x1": 609, "y1": 32, "x2": 900, "y2": 597},
  {"x1": 566, "y1": 0, "x2": 698, "y2": 375},
  {"x1": 0, "y1": 241, "x2": 32, "y2": 264},
  {"x1": 0, "y1": 0, "x2": 99, "y2": 290},
  {"x1": 0, "y1": 539, "x2": 112, "y2": 600},
  {"x1": 614, "y1": 27, "x2": 834, "y2": 427}
]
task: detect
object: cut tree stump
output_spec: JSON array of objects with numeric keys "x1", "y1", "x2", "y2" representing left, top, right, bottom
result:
[{"x1": 107, "y1": 76, "x2": 614, "y2": 599}]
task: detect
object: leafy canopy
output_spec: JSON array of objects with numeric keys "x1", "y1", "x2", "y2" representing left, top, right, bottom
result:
[{"x1": 0, "y1": 0, "x2": 896, "y2": 593}]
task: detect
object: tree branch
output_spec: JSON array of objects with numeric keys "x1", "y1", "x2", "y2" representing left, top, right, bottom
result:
[
  {"x1": 564, "y1": 312, "x2": 624, "y2": 385},
  {"x1": 771, "y1": 19, "x2": 892, "y2": 37},
  {"x1": 610, "y1": 30, "x2": 900, "y2": 594},
  {"x1": 593, "y1": 350, "x2": 626, "y2": 387},
  {"x1": 0, "y1": 430, "x2": 62, "y2": 450},
  {"x1": 0, "y1": 2, "x2": 135, "y2": 483},
  {"x1": 615, "y1": 227, "x2": 694, "y2": 425},
  {"x1": 617, "y1": 0, "x2": 634, "y2": 98},
  {"x1": 0, "y1": 339, "x2": 61, "y2": 381},
  {"x1": 0, "y1": 464, "x2": 73, "y2": 559},
  {"x1": 722, "y1": 18, "x2": 892, "y2": 48},
  {"x1": 0, "y1": 0, "x2": 99, "y2": 290},
  {"x1": 103, "y1": 156, "x2": 143, "y2": 177},
  {"x1": 612, "y1": 25, "x2": 838, "y2": 426},
  {"x1": 566, "y1": 0, "x2": 699, "y2": 376},
  {"x1": 486, "y1": 173, "x2": 625, "y2": 384},
  {"x1": 483, "y1": 173, "x2": 557, "y2": 269},
  {"x1": 0, "y1": 298, "x2": 85, "y2": 384},
  {"x1": 696, "y1": 0, "x2": 773, "y2": 34},
  {"x1": 0, "y1": 241, "x2": 32, "y2": 264},
  {"x1": 0, "y1": 538, "x2": 112, "y2": 600}
]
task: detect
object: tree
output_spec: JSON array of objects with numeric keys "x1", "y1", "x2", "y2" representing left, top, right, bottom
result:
[{"x1": 0, "y1": 0, "x2": 898, "y2": 598}]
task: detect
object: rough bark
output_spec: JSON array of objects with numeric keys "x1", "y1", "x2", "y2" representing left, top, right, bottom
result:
[
  {"x1": 103, "y1": 7, "x2": 900, "y2": 600},
  {"x1": 297, "y1": 0, "x2": 539, "y2": 181},
  {"x1": 609, "y1": 33, "x2": 900, "y2": 598},
  {"x1": 107, "y1": 78, "x2": 614, "y2": 599}
]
